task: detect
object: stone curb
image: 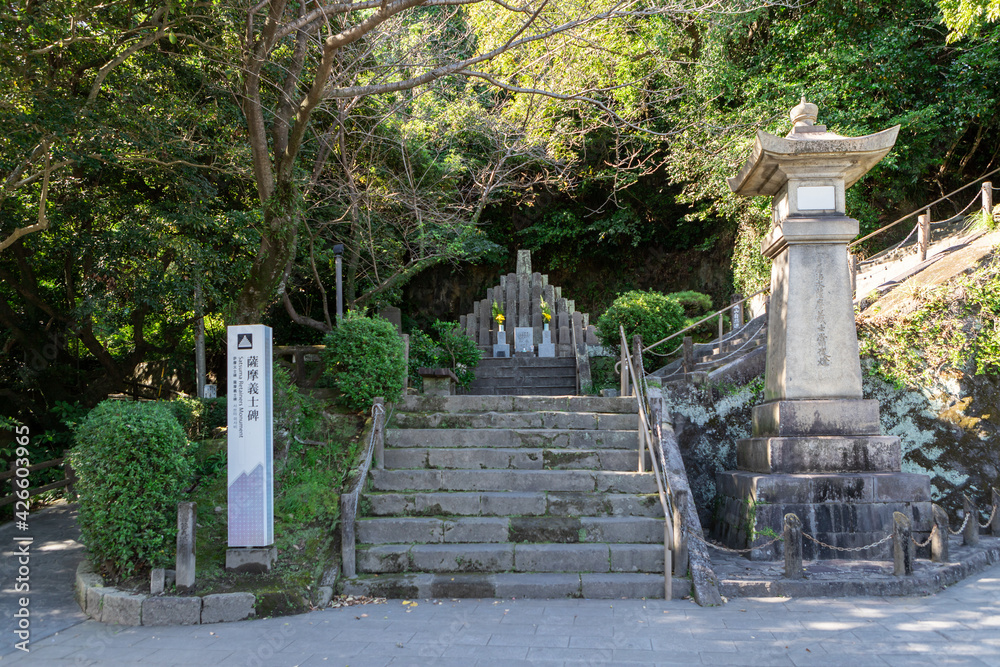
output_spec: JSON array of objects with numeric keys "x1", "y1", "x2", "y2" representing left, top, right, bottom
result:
[
  {"x1": 718, "y1": 540, "x2": 1000, "y2": 598},
  {"x1": 75, "y1": 561, "x2": 256, "y2": 626}
]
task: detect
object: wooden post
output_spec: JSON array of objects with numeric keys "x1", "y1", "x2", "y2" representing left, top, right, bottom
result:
[
  {"x1": 918, "y1": 209, "x2": 930, "y2": 261},
  {"x1": 849, "y1": 254, "x2": 858, "y2": 295},
  {"x1": 892, "y1": 511, "x2": 914, "y2": 576},
  {"x1": 992, "y1": 487, "x2": 1000, "y2": 536},
  {"x1": 63, "y1": 450, "x2": 78, "y2": 500},
  {"x1": 682, "y1": 337, "x2": 694, "y2": 374},
  {"x1": 673, "y1": 490, "x2": 688, "y2": 578},
  {"x1": 717, "y1": 312, "x2": 724, "y2": 341},
  {"x1": 632, "y1": 335, "x2": 643, "y2": 388},
  {"x1": 963, "y1": 494, "x2": 979, "y2": 546},
  {"x1": 373, "y1": 397, "x2": 386, "y2": 469},
  {"x1": 783, "y1": 513, "x2": 803, "y2": 579},
  {"x1": 663, "y1": 521, "x2": 673, "y2": 601},
  {"x1": 984, "y1": 182, "x2": 993, "y2": 223},
  {"x1": 931, "y1": 503, "x2": 949, "y2": 563}
]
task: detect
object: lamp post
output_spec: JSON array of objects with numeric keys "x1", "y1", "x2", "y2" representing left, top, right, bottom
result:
[{"x1": 333, "y1": 244, "x2": 344, "y2": 324}]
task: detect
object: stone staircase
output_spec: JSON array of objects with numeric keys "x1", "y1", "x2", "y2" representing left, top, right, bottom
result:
[
  {"x1": 651, "y1": 313, "x2": 768, "y2": 385},
  {"x1": 459, "y1": 357, "x2": 577, "y2": 396},
  {"x1": 340, "y1": 395, "x2": 680, "y2": 599}
]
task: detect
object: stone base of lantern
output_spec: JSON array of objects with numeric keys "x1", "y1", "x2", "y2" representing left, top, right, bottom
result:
[{"x1": 713, "y1": 399, "x2": 933, "y2": 560}]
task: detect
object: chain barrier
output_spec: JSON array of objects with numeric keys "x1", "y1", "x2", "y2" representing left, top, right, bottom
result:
[
  {"x1": 694, "y1": 498, "x2": 997, "y2": 558},
  {"x1": 948, "y1": 511, "x2": 972, "y2": 536},
  {"x1": 690, "y1": 531, "x2": 783, "y2": 555},
  {"x1": 912, "y1": 525, "x2": 935, "y2": 548},
  {"x1": 980, "y1": 503, "x2": 999, "y2": 530},
  {"x1": 802, "y1": 531, "x2": 894, "y2": 553}
]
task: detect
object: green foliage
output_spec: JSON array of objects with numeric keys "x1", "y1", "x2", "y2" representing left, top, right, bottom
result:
[
  {"x1": 72, "y1": 401, "x2": 192, "y2": 580},
  {"x1": 667, "y1": 291, "x2": 713, "y2": 318},
  {"x1": 407, "y1": 321, "x2": 482, "y2": 389},
  {"x1": 595, "y1": 290, "x2": 686, "y2": 363},
  {"x1": 163, "y1": 397, "x2": 227, "y2": 440},
  {"x1": 940, "y1": 0, "x2": 1000, "y2": 41},
  {"x1": 322, "y1": 312, "x2": 406, "y2": 411}
]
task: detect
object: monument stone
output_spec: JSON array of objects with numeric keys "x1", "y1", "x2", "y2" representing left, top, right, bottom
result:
[{"x1": 715, "y1": 99, "x2": 932, "y2": 559}]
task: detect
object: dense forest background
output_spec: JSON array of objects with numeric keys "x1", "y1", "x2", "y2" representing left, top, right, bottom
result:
[{"x1": 2, "y1": 0, "x2": 999, "y2": 434}]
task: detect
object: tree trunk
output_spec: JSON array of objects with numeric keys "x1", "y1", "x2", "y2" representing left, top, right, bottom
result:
[{"x1": 232, "y1": 189, "x2": 300, "y2": 324}]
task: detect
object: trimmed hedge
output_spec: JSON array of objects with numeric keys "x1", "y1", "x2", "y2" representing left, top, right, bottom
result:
[
  {"x1": 72, "y1": 400, "x2": 192, "y2": 580},
  {"x1": 596, "y1": 290, "x2": 687, "y2": 362},
  {"x1": 322, "y1": 312, "x2": 406, "y2": 411}
]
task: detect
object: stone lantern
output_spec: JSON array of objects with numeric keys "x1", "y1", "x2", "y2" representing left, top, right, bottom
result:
[{"x1": 716, "y1": 99, "x2": 932, "y2": 559}]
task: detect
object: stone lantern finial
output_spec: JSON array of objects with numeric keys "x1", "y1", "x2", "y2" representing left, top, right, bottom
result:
[{"x1": 790, "y1": 96, "x2": 818, "y2": 126}]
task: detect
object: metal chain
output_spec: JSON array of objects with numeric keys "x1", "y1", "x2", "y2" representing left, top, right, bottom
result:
[
  {"x1": 802, "y1": 531, "x2": 894, "y2": 553},
  {"x1": 690, "y1": 531, "x2": 783, "y2": 555},
  {"x1": 913, "y1": 525, "x2": 936, "y2": 548},
  {"x1": 948, "y1": 512, "x2": 972, "y2": 536},
  {"x1": 980, "y1": 502, "x2": 999, "y2": 530}
]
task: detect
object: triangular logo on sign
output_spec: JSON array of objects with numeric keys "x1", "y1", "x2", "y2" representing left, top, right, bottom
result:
[{"x1": 237, "y1": 333, "x2": 253, "y2": 349}]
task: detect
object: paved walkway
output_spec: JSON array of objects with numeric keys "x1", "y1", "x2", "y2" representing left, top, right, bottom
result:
[{"x1": 3, "y1": 504, "x2": 1000, "y2": 666}]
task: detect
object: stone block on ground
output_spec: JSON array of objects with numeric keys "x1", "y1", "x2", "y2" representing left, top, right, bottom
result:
[
  {"x1": 200, "y1": 593, "x2": 255, "y2": 624},
  {"x1": 141, "y1": 596, "x2": 202, "y2": 626},
  {"x1": 100, "y1": 590, "x2": 145, "y2": 625}
]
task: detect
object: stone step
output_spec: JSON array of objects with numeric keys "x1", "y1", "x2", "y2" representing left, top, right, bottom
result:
[
  {"x1": 370, "y1": 468, "x2": 658, "y2": 493},
  {"x1": 386, "y1": 429, "x2": 638, "y2": 450},
  {"x1": 356, "y1": 542, "x2": 665, "y2": 574},
  {"x1": 391, "y1": 411, "x2": 639, "y2": 430},
  {"x1": 363, "y1": 490, "x2": 663, "y2": 518},
  {"x1": 457, "y1": 386, "x2": 576, "y2": 396},
  {"x1": 340, "y1": 572, "x2": 688, "y2": 599},
  {"x1": 356, "y1": 516, "x2": 664, "y2": 545},
  {"x1": 471, "y1": 364, "x2": 576, "y2": 376},
  {"x1": 398, "y1": 395, "x2": 637, "y2": 414},
  {"x1": 382, "y1": 447, "x2": 643, "y2": 471}
]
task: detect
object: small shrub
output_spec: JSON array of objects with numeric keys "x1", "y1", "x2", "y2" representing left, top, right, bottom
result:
[
  {"x1": 322, "y1": 312, "x2": 405, "y2": 411},
  {"x1": 667, "y1": 291, "x2": 713, "y2": 318},
  {"x1": 163, "y1": 396, "x2": 227, "y2": 439},
  {"x1": 72, "y1": 400, "x2": 192, "y2": 580},
  {"x1": 596, "y1": 290, "x2": 686, "y2": 364},
  {"x1": 407, "y1": 321, "x2": 482, "y2": 389}
]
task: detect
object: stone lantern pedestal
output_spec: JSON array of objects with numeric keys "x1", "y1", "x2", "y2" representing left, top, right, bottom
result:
[{"x1": 715, "y1": 100, "x2": 932, "y2": 559}]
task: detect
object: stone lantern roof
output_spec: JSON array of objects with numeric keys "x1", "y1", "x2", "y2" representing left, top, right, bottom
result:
[{"x1": 727, "y1": 97, "x2": 900, "y2": 197}]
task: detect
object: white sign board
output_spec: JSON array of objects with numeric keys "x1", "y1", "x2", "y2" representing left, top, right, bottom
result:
[
  {"x1": 227, "y1": 325, "x2": 274, "y2": 547},
  {"x1": 797, "y1": 185, "x2": 836, "y2": 210}
]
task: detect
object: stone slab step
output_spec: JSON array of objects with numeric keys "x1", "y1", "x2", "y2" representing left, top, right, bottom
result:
[
  {"x1": 356, "y1": 542, "x2": 665, "y2": 574},
  {"x1": 391, "y1": 411, "x2": 639, "y2": 430},
  {"x1": 363, "y1": 490, "x2": 663, "y2": 518},
  {"x1": 398, "y1": 395, "x2": 637, "y2": 414},
  {"x1": 370, "y1": 468, "x2": 658, "y2": 493},
  {"x1": 457, "y1": 387, "x2": 577, "y2": 396},
  {"x1": 340, "y1": 572, "x2": 688, "y2": 599},
  {"x1": 382, "y1": 447, "x2": 643, "y2": 471},
  {"x1": 387, "y1": 428, "x2": 638, "y2": 450},
  {"x1": 356, "y1": 516, "x2": 664, "y2": 544}
]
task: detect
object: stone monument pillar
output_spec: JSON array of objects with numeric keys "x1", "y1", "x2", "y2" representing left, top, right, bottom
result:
[{"x1": 715, "y1": 99, "x2": 932, "y2": 559}]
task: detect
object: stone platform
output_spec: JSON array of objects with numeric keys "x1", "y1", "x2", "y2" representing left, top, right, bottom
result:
[{"x1": 713, "y1": 535, "x2": 1000, "y2": 598}]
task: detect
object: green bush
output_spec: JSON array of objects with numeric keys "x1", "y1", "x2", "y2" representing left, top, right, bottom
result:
[
  {"x1": 407, "y1": 321, "x2": 482, "y2": 389},
  {"x1": 596, "y1": 290, "x2": 686, "y2": 364},
  {"x1": 72, "y1": 400, "x2": 192, "y2": 580},
  {"x1": 322, "y1": 312, "x2": 406, "y2": 411},
  {"x1": 163, "y1": 396, "x2": 227, "y2": 440},
  {"x1": 666, "y1": 291, "x2": 713, "y2": 318}
]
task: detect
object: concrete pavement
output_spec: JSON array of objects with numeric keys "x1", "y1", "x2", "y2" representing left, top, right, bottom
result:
[{"x1": 3, "y1": 503, "x2": 1000, "y2": 666}]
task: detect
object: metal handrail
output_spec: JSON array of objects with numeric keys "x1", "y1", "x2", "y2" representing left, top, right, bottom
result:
[
  {"x1": 641, "y1": 286, "x2": 769, "y2": 356},
  {"x1": 849, "y1": 168, "x2": 999, "y2": 250},
  {"x1": 619, "y1": 325, "x2": 677, "y2": 600}
]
